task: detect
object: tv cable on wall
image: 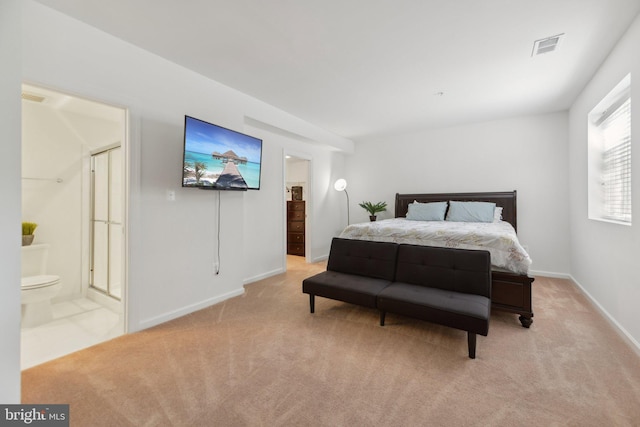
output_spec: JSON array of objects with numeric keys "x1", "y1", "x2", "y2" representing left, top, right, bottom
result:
[{"x1": 215, "y1": 190, "x2": 221, "y2": 275}]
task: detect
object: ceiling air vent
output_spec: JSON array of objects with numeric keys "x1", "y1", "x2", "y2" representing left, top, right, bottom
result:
[
  {"x1": 531, "y1": 33, "x2": 564, "y2": 56},
  {"x1": 21, "y1": 92, "x2": 46, "y2": 103}
]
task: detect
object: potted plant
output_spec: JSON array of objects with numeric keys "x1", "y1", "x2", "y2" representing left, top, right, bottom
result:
[
  {"x1": 358, "y1": 201, "x2": 387, "y2": 221},
  {"x1": 22, "y1": 222, "x2": 38, "y2": 246}
]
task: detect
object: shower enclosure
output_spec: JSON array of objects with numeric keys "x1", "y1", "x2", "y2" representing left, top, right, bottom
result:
[{"x1": 90, "y1": 145, "x2": 122, "y2": 300}]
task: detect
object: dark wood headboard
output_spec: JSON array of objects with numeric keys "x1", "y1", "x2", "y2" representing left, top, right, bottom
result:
[{"x1": 395, "y1": 191, "x2": 518, "y2": 232}]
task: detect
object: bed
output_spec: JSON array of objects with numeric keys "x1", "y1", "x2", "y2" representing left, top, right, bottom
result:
[{"x1": 339, "y1": 191, "x2": 535, "y2": 327}]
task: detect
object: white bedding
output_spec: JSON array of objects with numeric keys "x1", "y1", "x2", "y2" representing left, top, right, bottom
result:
[{"x1": 338, "y1": 218, "x2": 532, "y2": 275}]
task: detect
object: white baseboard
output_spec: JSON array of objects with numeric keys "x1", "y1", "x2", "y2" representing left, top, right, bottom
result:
[
  {"x1": 529, "y1": 269, "x2": 571, "y2": 279},
  {"x1": 244, "y1": 267, "x2": 284, "y2": 285},
  {"x1": 138, "y1": 287, "x2": 245, "y2": 331},
  {"x1": 569, "y1": 274, "x2": 640, "y2": 356},
  {"x1": 310, "y1": 253, "x2": 329, "y2": 263}
]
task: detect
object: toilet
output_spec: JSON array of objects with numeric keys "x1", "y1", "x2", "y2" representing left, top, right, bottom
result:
[{"x1": 21, "y1": 244, "x2": 62, "y2": 328}]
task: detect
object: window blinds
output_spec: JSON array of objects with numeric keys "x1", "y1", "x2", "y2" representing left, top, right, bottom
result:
[{"x1": 601, "y1": 97, "x2": 631, "y2": 222}]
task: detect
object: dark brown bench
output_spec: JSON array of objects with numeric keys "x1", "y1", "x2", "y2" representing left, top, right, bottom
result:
[
  {"x1": 302, "y1": 238, "x2": 492, "y2": 358},
  {"x1": 302, "y1": 238, "x2": 398, "y2": 313},
  {"x1": 377, "y1": 244, "x2": 491, "y2": 359}
]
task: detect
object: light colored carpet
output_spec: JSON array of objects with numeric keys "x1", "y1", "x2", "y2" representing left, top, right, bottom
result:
[{"x1": 22, "y1": 256, "x2": 640, "y2": 426}]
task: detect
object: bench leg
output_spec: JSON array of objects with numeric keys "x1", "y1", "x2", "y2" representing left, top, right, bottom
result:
[
  {"x1": 379, "y1": 311, "x2": 386, "y2": 326},
  {"x1": 467, "y1": 333, "x2": 477, "y2": 359},
  {"x1": 309, "y1": 294, "x2": 315, "y2": 314}
]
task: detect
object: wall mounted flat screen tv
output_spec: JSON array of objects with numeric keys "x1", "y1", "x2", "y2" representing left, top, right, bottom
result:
[{"x1": 182, "y1": 115, "x2": 263, "y2": 190}]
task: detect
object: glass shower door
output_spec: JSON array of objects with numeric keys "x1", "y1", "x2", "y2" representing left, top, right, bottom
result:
[{"x1": 91, "y1": 146, "x2": 122, "y2": 300}]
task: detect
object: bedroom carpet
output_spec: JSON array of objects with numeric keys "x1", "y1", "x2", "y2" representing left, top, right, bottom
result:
[{"x1": 21, "y1": 257, "x2": 640, "y2": 426}]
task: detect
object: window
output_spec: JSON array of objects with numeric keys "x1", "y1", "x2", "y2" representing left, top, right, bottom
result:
[{"x1": 588, "y1": 74, "x2": 631, "y2": 225}]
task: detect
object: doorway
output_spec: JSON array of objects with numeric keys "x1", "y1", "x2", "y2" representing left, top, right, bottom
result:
[
  {"x1": 285, "y1": 154, "x2": 311, "y2": 268},
  {"x1": 21, "y1": 84, "x2": 127, "y2": 368}
]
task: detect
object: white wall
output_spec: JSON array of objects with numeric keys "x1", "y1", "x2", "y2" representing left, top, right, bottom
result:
[
  {"x1": 21, "y1": 0, "x2": 351, "y2": 334},
  {"x1": 242, "y1": 123, "x2": 346, "y2": 283},
  {"x1": 0, "y1": 0, "x2": 22, "y2": 404},
  {"x1": 569, "y1": 13, "x2": 640, "y2": 348},
  {"x1": 286, "y1": 158, "x2": 309, "y2": 201},
  {"x1": 346, "y1": 112, "x2": 570, "y2": 276},
  {"x1": 22, "y1": 101, "x2": 83, "y2": 300},
  {"x1": 22, "y1": 102, "x2": 81, "y2": 300}
]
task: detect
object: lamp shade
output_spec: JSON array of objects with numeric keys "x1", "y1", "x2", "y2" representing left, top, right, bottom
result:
[{"x1": 334, "y1": 179, "x2": 347, "y2": 192}]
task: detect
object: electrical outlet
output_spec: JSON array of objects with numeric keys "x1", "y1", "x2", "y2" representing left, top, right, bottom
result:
[{"x1": 166, "y1": 190, "x2": 176, "y2": 201}]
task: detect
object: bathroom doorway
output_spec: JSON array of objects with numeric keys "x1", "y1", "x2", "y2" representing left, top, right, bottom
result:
[{"x1": 21, "y1": 83, "x2": 127, "y2": 368}]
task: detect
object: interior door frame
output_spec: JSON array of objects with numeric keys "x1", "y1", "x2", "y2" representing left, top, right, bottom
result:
[
  {"x1": 22, "y1": 82, "x2": 132, "y2": 334},
  {"x1": 283, "y1": 149, "x2": 312, "y2": 269}
]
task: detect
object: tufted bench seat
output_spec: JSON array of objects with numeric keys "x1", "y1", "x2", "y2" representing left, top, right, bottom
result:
[
  {"x1": 302, "y1": 238, "x2": 492, "y2": 358},
  {"x1": 302, "y1": 238, "x2": 398, "y2": 313},
  {"x1": 377, "y1": 244, "x2": 491, "y2": 359}
]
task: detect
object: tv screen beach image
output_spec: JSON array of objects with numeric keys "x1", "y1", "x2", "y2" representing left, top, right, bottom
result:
[{"x1": 182, "y1": 116, "x2": 262, "y2": 190}]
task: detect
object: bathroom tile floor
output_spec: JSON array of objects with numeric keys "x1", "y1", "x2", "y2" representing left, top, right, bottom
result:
[{"x1": 21, "y1": 298, "x2": 123, "y2": 370}]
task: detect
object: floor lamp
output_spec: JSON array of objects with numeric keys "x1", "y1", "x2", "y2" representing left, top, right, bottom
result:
[{"x1": 334, "y1": 178, "x2": 349, "y2": 225}]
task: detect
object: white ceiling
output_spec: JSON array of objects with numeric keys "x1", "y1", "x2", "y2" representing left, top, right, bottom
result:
[{"x1": 34, "y1": 0, "x2": 640, "y2": 141}]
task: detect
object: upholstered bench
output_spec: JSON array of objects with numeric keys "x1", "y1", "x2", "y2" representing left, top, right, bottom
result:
[
  {"x1": 377, "y1": 244, "x2": 492, "y2": 359},
  {"x1": 302, "y1": 238, "x2": 398, "y2": 313},
  {"x1": 302, "y1": 238, "x2": 492, "y2": 358}
]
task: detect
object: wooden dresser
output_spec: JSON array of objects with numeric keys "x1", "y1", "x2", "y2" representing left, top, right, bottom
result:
[{"x1": 287, "y1": 201, "x2": 305, "y2": 256}]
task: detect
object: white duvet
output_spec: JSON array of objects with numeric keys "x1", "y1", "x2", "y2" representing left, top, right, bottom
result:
[{"x1": 339, "y1": 218, "x2": 532, "y2": 275}]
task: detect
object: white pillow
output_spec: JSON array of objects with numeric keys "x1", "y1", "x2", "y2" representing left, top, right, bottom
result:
[
  {"x1": 493, "y1": 207, "x2": 503, "y2": 222},
  {"x1": 406, "y1": 201, "x2": 448, "y2": 221}
]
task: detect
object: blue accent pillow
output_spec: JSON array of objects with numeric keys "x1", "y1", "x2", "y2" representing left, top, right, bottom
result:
[
  {"x1": 446, "y1": 201, "x2": 496, "y2": 223},
  {"x1": 406, "y1": 201, "x2": 448, "y2": 221}
]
